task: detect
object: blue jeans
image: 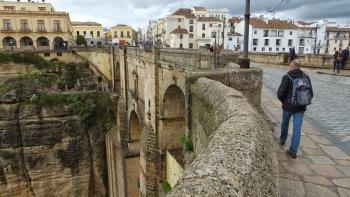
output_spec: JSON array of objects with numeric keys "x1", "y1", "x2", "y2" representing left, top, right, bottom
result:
[{"x1": 280, "y1": 110, "x2": 304, "y2": 154}]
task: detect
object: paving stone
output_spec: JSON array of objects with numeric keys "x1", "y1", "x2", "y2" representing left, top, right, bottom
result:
[
  {"x1": 305, "y1": 183, "x2": 338, "y2": 197},
  {"x1": 309, "y1": 135, "x2": 332, "y2": 145},
  {"x1": 333, "y1": 178, "x2": 350, "y2": 188},
  {"x1": 309, "y1": 164, "x2": 344, "y2": 177},
  {"x1": 277, "y1": 152, "x2": 290, "y2": 161},
  {"x1": 282, "y1": 162, "x2": 314, "y2": 175},
  {"x1": 337, "y1": 166, "x2": 350, "y2": 176},
  {"x1": 303, "y1": 147, "x2": 326, "y2": 156},
  {"x1": 303, "y1": 175, "x2": 334, "y2": 186},
  {"x1": 280, "y1": 173, "x2": 301, "y2": 181},
  {"x1": 320, "y1": 145, "x2": 350, "y2": 160},
  {"x1": 279, "y1": 178, "x2": 305, "y2": 197},
  {"x1": 338, "y1": 187, "x2": 350, "y2": 197},
  {"x1": 300, "y1": 135, "x2": 318, "y2": 148},
  {"x1": 337, "y1": 160, "x2": 350, "y2": 166},
  {"x1": 308, "y1": 156, "x2": 336, "y2": 165}
]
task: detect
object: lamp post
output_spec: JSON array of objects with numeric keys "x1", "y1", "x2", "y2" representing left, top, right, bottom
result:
[{"x1": 239, "y1": 0, "x2": 251, "y2": 68}]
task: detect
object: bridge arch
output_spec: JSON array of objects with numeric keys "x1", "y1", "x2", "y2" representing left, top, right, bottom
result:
[
  {"x1": 161, "y1": 84, "x2": 186, "y2": 149},
  {"x1": 126, "y1": 111, "x2": 142, "y2": 197}
]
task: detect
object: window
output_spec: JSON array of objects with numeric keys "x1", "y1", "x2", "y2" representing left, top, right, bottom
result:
[
  {"x1": 282, "y1": 48, "x2": 285, "y2": 51},
  {"x1": 202, "y1": 33, "x2": 205, "y2": 38},
  {"x1": 189, "y1": 26, "x2": 193, "y2": 32},
  {"x1": 299, "y1": 39, "x2": 305, "y2": 46},
  {"x1": 289, "y1": 31, "x2": 293, "y2": 35},
  {"x1": 180, "y1": 43, "x2": 183, "y2": 48},
  {"x1": 269, "y1": 47, "x2": 272, "y2": 51},
  {"x1": 114, "y1": 31, "x2": 118, "y2": 38},
  {"x1": 57, "y1": 52, "x2": 62, "y2": 56},
  {"x1": 253, "y1": 39, "x2": 258, "y2": 45},
  {"x1": 38, "y1": 7, "x2": 46, "y2": 11},
  {"x1": 254, "y1": 30, "x2": 257, "y2": 35},
  {"x1": 4, "y1": 6, "x2": 15, "y2": 11},
  {"x1": 271, "y1": 30, "x2": 277, "y2": 37},
  {"x1": 180, "y1": 34, "x2": 183, "y2": 39},
  {"x1": 189, "y1": 43, "x2": 193, "y2": 48},
  {"x1": 3, "y1": 19, "x2": 11, "y2": 30},
  {"x1": 276, "y1": 48, "x2": 280, "y2": 51},
  {"x1": 253, "y1": 47, "x2": 257, "y2": 51},
  {"x1": 77, "y1": 31, "x2": 79, "y2": 35},
  {"x1": 97, "y1": 31, "x2": 100, "y2": 37},
  {"x1": 20, "y1": 19, "x2": 29, "y2": 31},
  {"x1": 54, "y1": 20, "x2": 61, "y2": 31},
  {"x1": 38, "y1": 20, "x2": 45, "y2": 32},
  {"x1": 327, "y1": 32, "x2": 330, "y2": 38},
  {"x1": 189, "y1": 20, "x2": 193, "y2": 24},
  {"x1": 276, "y1": 39, "x2": 281, "y2": 46},
  {"x1": 335, "y1": 40, "x2": 338, "y2": 44},
  {"x1": 83, "y1": 31, "x2": 86, "y2": 35},
  {"x1": 218, "y1": 24, "x2": 221, "y2": 27},
  {"x1": 278, "y1": 30, "x2": 284, "y2": 37},
  {"x1": 90, "y1": 31, "x2": 94, "y2": 37},
  {"x1": 202, "y1": 24, "x2": 205, "y2": 30},
  {"x1": 262, "y1": 47, "x2": 265, "y2": 51},
  {"x1": 121, "y1": 31, "x2": 124, "y2": 37},
  {"x1": 178, "y1": 18, "x2": 181, "y2": 22},
  {"x1": 263, "y1": 30, "x2": 269, "y2": 37},
  {"x1": 264, "y1": 39, "x2": 269, "y2": 46},
  {"x1": 189, "y1": 33, "x2": 193, "y2": 38},
  {"x1": 288, "y1": 39, "x2": 293, "y2": 46},
  {"x1": 44, "y1": 52, "x2": 50, "y2": 57},
  {"x1": 127, "y1": 31, "x2": 131, "y2": 38},
  {"x1": 210, "y1": 24, "x2": 213, "y2": 27},
  {"x1": 228, "y1": 37, "x2": 233, "y2": 41}
]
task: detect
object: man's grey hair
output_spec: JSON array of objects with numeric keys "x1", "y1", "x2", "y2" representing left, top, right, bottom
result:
[{"x1": 290, "y1": 60, "x2": 301, "y2": 69}]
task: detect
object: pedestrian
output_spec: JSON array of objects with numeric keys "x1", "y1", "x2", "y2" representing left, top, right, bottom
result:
[
  {"x1": 340, "y1": 47, "x2": 349, "y2": 69},
  {"x1": 334, "y1": 50, "x2": 339, "y2": 72},
  {"x1": 336, "y1": 52, "x2": 343, "y2": 74},
  {"x1": 277, "y1": 60, "x2": 314, "y2": 158},
  {"x1": 289, "y1": 47, "x2": 296, "y2": 62}
]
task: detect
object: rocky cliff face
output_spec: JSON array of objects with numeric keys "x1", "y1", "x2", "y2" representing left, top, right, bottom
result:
[{"x1": 0, "y1": 53, "x2": 114, "y2": 196}]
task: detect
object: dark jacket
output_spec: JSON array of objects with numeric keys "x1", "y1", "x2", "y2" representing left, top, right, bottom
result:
[
  {"x1": 341, "y1": 49, "x2": 349, "y2": 59},
  {"x1": 277, "y1": 69, "x2": 314, "y2": 112}
]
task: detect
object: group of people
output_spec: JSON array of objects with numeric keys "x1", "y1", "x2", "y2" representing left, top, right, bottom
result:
[{"x1": 334, "y1": 47, "x2": 349, "y2": 74}]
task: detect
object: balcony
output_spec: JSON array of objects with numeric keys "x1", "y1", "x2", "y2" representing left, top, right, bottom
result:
[
  {"x1": 20, "y1": 28, "x2": 32, "y2": 32},
  {"x1": 53, "y1": 28, "x2": 63, "y2": 32},
  {"x1": 37, "y1": 28, "x2": 47, "y2": 33},
  {"x1": 1, "y1": 27, "x2": 14, "y2": 32}
]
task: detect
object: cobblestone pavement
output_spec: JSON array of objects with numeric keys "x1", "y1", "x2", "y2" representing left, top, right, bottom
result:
[
  {"x1": 257, "y1": 64, "x2": 350, "y2": 154},
  {"x1": 262, "y1": 86, "x2": 350, "y2": 197}
]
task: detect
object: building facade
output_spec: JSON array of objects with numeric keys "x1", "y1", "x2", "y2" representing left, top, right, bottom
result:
[
  {"x1": 72, "y1": 22, "x2": 103, "y2": 46},
  {"x1": 0, "y1": 0, "x2": 72, "y2": 51},
  {"x1": 107, "y1": 24, "x2": 134, "y2": 45},
  {"x1": 234, "y1": 17, "x2": 299, "y2": 53}
]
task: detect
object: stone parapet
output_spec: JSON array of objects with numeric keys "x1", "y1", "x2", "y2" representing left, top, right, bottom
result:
[{"x1": 168, "y1": 77, "x2": 279, "y2": 197}]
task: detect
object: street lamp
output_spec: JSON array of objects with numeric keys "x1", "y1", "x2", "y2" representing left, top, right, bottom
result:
[{"x1": 240, "y1": 0, "x2": 251, "y2": 68}]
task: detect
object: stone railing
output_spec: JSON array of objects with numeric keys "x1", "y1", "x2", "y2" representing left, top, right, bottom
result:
[{"x1": 168, "y1": 77, "x2": 279, "y2": 197}]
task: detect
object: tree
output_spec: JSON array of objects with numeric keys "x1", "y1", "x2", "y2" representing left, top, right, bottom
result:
[{"x1": 76, "y1": 35, "x2": 87, "y2": 46}]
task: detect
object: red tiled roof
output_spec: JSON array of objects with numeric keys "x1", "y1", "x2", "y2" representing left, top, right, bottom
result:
[
  {"x1": 170, "y1": 28, "x2": 189, "y2": 34},
  {"x1": 326, "y1": 27, "x2": 350, "y2": 32},
  {"x1": 193, "y1": 6, "x2": 207, "y2": 11},
  {"x1": 197, "y1": 17, "x2": 222, "y2": 22},
  {"x1": 249, "y1": 18, "x2": 298, "y2": 29},
  {"x1": 229, "y1": 16, "x2": 243, "y2": 24},
  {"x1": 171, "y1": 8, "x2": 196, "y2": 19}
]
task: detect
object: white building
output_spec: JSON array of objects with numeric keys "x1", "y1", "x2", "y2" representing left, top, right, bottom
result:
[
  {"x1": 294, "y1": 21, "x2": 318, "y2": 54},
  {"x1": 233, "y1": 17, "x2": 299, "y2": 53},
  {"x1": 151, "y1": 7, "x2": 233, "y2": 50}
]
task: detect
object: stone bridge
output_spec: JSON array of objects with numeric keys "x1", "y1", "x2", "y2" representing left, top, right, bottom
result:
[{"x1": 74, "y1": 47, "x2": 279, "y2": 197}]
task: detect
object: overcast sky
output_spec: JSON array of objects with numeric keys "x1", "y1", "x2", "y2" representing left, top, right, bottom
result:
[{"x1": 45, "y1": 0, "x2": 350, "y2": 28}]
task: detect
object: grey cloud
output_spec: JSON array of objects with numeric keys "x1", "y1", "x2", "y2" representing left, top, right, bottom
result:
[{"x1": 46, "y1": 0, "x2": 350, "y2": 27}]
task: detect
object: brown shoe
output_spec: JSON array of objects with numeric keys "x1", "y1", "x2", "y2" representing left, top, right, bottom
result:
[{"x1": 287, "y1": 150, "x2": 297, "y2": 159}]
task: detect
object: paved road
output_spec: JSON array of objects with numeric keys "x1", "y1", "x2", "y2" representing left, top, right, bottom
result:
[{"x1": 257, "y1": 64, "x2": 350, "y2": 154}]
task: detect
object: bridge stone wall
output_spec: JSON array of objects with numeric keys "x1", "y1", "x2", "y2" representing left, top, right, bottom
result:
[{"x1": 168, "y1": 77, "x2": 279, "y2": 197}]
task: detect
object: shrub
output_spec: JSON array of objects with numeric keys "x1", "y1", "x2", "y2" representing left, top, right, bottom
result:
[
  {"x1": 161, "y1": 180, "x2": 171, "y2": 194},
  {"x1": 181, "y1": 135, "x2": 194, "y2": 151}
]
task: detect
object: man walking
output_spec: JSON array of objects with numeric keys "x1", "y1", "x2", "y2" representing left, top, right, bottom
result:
[{"x1": 277, "y1": 60, "x2": 313, "y2": 158}]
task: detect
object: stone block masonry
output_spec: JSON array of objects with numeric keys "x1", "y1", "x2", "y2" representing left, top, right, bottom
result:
[{"x1": 168, "y1": 78, "x2": 279, "y2": 197}]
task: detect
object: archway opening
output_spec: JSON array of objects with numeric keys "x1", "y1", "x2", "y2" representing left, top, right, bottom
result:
[
  {"x1": 37, "y1": 37, "x2": 50, "y2": 49},
  {"x1": 53, "y1": 37, "x2": 67, "y2": 50},
  {"x1": 3, "y1": 37, "x2": 16, "y2": 48},
  {"x1": 161, "y1": 84, "x2": 186, "y2": 188},
  {"x1": 20, "y1": 37, "x2": 33, "y2": 48},
  {"x1": 126, "y1": 111, "x2": 142, "y2": 197}
]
